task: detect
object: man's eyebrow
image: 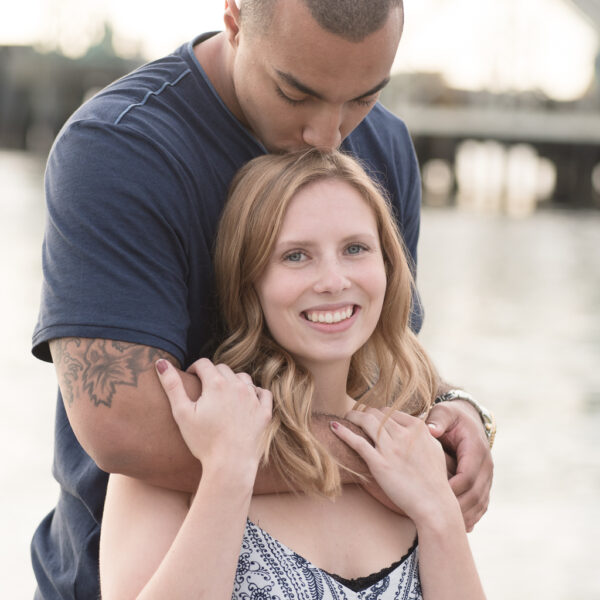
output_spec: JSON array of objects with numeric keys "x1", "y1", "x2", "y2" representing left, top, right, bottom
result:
[
  {"x1": 275, "y1": 70, "x2": 390, "y2": 102},
  {"x1": 353, "y1": 77, "x2": 390, "y2": 100}
]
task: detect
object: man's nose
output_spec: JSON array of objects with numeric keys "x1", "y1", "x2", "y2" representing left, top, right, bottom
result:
[
  {"x1": 302, "y1": 106, "x2": 343, "y2": 151},
  {"x1": 313, "y1": 259, "x2": 351, "y2": 294}
]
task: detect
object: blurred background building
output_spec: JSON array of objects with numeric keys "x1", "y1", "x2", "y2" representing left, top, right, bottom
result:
[
  {"x1": 2, "y1": 0, "x2": 600, "y2": 213},
  {"x1": 1, "y1": 2, "x2": 599, "y2": 599}
]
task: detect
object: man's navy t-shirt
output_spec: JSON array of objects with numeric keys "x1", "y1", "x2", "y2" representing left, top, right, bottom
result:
[{"x1": 31, "y1": 34, "x2": 423, "y2": 599}]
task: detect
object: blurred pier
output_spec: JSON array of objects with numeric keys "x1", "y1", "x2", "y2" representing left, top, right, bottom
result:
[
  {"x1": 1, "y1": 19, "x2": 600, "y2": 210},
  {"x1": 394, "y1": 102, "x2": 600, "y2": 208},
  {"x1": 0, "y1": 25, "x2": 142, "y2": 153}
]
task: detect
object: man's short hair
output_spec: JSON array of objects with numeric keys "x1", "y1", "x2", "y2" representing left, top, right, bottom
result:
[{"x1": 241, "y1": 0, "x2": 403, "y2": 42}]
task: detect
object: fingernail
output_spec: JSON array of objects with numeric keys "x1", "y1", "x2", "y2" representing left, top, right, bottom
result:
[
  {"x1": 427, "y1": 422, "x2": 438, "y2": 431},
  {"x1": 330, "y1": 421, "x2": 340, "y2": 431},
  {"x1": 156, "y1": 359, "x2": 169, "y2": 374}
]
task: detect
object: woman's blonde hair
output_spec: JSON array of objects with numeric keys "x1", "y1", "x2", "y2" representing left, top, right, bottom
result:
[{"x1": 213, "y1": 149, "x2": 438, "y2": 496}]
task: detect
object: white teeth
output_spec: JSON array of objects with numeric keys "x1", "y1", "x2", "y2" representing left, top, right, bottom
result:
[{"x1": 306, "y1": 307, "x2": 354, "y2": 323}]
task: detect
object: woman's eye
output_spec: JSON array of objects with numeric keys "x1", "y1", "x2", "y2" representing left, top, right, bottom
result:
[
  {"x1": 284, "y1": 251, "x2": 306, "y2": 262},
  {"x1": 346, "y1": 243, "x2": 367, "y2": 255}
]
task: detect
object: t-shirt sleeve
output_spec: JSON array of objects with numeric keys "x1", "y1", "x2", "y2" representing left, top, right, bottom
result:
[
  {"x1": 394, "y1": 121, "x2": 424, "y2": 334},
  {"x1": 32, "y1": 121, "x2": 200, "y2": 364},
  {"x1": 397, "y1": 125, "x2": 421, "y2": 273},
  {"x1": 347, "y1": 109, "x2": 424, "y2": 333}
]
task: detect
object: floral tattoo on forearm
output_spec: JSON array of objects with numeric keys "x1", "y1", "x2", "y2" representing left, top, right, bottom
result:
[{"x1": 51, "y1": 338, "x2": 174, "y2": 407}]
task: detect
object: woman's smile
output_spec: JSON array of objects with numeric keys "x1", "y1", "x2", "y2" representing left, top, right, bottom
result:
[{"x1": 303, "y1": 304, "x2": 356, "y2": 324}]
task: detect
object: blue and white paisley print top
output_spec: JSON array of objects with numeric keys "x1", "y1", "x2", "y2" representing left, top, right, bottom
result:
[{"x1": 233, "y1": 520, "x2": 422, "y2": 599}]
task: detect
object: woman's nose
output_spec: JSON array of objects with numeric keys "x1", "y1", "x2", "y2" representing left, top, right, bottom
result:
[{"x1": 313, "y1": 260, "x2": 351, "y2": 294}]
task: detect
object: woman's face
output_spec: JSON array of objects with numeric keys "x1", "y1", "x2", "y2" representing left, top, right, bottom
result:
[{"x1": 255, "y1": 177, "x2": 387, "y2": 372}]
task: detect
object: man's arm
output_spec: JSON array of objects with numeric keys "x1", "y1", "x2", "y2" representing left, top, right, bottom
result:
[
  {"x1": 49, "y1": 337, "x2": 370, "y2": 494},
  {"x1": 50, "y1": 336, "x2": 492, "y2": 525},
  {"x1": 50, "y1": 337, "x2": 202, "y2": 491}
]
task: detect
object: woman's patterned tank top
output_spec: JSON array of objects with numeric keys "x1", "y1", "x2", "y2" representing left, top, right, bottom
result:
[{"x1": 233, "y1": 520, "x2": 422, "y2": 599}]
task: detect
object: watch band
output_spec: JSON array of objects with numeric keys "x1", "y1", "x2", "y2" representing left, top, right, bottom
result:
[{"x1": 434, "y1": 389, "x2": 496, "y2": 448}]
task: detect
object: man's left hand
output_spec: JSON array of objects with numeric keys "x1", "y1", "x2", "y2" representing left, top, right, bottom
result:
[{"x1": 426, "y1": 401, "x2": 494, "y2": 531}]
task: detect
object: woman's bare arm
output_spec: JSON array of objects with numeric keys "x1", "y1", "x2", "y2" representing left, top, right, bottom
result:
[{"x1": 101, "y1": 358, "x2": 271, "y2": 599}]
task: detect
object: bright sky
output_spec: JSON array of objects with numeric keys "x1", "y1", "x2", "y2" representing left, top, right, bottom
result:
[{"x1": 1, "y1": 0, "x2": 598, "y2": 101}]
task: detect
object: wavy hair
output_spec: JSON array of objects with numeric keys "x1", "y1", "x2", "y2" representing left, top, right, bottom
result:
[{"x1": 213, "y1": 150, "x2": 438, "y2": 497}]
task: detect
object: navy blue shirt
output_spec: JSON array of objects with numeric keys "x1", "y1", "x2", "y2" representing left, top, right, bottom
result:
[{"x1": 32, "y1": 34, "x2": 423, "y2": 599}]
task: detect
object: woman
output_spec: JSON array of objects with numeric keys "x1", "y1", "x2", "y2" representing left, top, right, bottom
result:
[{"x1": 100, "y1": 150, "x2": 485, "y2": 599}]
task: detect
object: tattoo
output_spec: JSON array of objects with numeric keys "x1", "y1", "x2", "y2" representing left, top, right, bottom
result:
[
  {"x1": 51, "y1": 337, "x2": 83, "y2": 406},
  {"x1": 51, "y1": 337, "x2": 173, "y2": 408}
]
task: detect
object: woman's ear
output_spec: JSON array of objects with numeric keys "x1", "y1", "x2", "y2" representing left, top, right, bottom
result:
[{"x1": 224, "y1": 0, "x2": 242, "y2": 47}]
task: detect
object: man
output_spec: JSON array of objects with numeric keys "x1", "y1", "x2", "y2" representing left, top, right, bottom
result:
[{"x1": 32, "y1": 1, "x2": 494, "y2": 598}]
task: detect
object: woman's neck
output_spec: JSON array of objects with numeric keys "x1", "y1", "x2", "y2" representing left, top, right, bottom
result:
[{"x1": 308, "y1": 360, "x2": 355, "y2": 417}]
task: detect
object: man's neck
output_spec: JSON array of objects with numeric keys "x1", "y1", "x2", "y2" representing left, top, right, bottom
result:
[{"x1": 193, "y1": 33, "x2": 247, "y2": 127}]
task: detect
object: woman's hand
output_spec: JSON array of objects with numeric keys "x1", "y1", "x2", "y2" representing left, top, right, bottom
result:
[
  {"x1": 331, "y1": 408, "x2": 455, "y2": 525},
  {"x1": 156, "y1": 358, "x2": 272, "y2": 479}
]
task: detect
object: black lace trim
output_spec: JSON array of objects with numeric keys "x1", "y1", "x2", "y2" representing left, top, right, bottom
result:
[{"x1": 325, "y1": 537, "x2": 418, "y2": 592}]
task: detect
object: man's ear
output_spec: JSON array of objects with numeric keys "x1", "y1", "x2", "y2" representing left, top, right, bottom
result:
[{"x1": 224, "y1": 0, "x2": 242, "y2": 47}]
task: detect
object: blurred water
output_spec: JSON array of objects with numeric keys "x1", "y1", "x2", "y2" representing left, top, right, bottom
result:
[
  {"x1": 1, "y1": 149, "x2": 599, "y2": 599},
  {"x1": 417, "y1": 207, "x2": 600, "y2": 599},
  {"x1": 0, "y1": 150, "x2": 59, "y2": 600}
]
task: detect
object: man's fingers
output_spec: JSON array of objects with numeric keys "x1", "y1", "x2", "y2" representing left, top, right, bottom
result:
[
  {"x1": 449, "y1": 452, "x2": 493, "y2": 531},
  {"x1": 445, "y1": 452, "x2": 458, "y2": 477},
  {"x1": 450, "y1": 474, "x2": 490, "y2": 531},
  {"x1": 426, "y1": 403, "x2": 457, "y2": 438}
]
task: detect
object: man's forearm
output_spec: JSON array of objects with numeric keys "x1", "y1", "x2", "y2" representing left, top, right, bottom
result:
[
  {"x1": 51, "y1": 338, "x2": 368, "y2": 495},
  {"x1": 51, "y1": 338, "x2": 204, "y2": 492}
]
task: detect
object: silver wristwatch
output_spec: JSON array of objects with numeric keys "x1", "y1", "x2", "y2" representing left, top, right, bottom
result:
[{"x1": 433, "y1": 389, "x2": 496, "y2": 448}]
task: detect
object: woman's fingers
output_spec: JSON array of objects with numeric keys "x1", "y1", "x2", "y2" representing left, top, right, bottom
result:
[
  {"x1": 330, "y1": 421, "x2": 378, "y2": 463},
  {"x1": 155, "y1": 359, "x2": 192, "y2": 420},
  {"x1": 235, "y1": 371, "x2": 253, "y2": 385},
  {"x1": 214, "y1": 362, "x2": 239, "y2": 381},
  {"x1": 186, "y1": 359, "x2": 258, "y2": 395},
  {"x1": 185, "y1": 357, "x2": 217, "y2": 380},
  {"x1": 344, "y1": 408, "x2": 392, "y2": 447},
  {"x1": 255, "y1": 387, "x2": 273, "y2": 417}
]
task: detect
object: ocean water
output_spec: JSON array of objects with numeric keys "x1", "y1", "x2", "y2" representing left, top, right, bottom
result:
[{"x1": 1, "y1": 149, "x2": 599, "y2": 599}]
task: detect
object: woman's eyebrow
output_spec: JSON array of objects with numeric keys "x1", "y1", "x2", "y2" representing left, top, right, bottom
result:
[{"x1": 275, "y1": 233, "x2": 379, "y2": 248}]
